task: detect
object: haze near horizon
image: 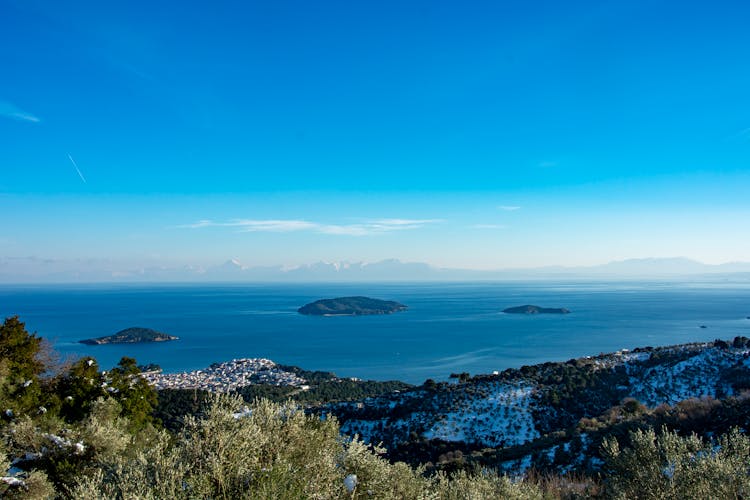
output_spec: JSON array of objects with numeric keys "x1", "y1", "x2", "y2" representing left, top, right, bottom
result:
[{"x1": 2, "y1": 0, "x2": 749, "y2": 281}]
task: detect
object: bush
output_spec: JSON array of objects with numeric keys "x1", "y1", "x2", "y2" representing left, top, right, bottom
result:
[{"x1": 602, "y1": 427, "x2": 750, "y2": 499}]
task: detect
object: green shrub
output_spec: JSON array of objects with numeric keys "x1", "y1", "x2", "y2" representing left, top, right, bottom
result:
[{"x1": 602, "y1": 427, "x2": 750, "y2": 499}]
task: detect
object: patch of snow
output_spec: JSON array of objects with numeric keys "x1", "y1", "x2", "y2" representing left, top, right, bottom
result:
[
  {"x1": 43, "y1": 433, "x2": 72, "y2": 449},
  {"x1": 344, "y1": 474, "x2": 357, "y2": 492},
  {"x1": 12, "y1": 452, "x2": 41, "y2": 465},
  {"x1": 341, "y1": 418, "x2": 390, "y2": 440},
  {"x1": 1, "y1": 476, "x2": 25, "y2": 487},
  {"x1": 231, "y1": 406, "x2": 253, "y2": 419},
  {"x1": 423, "y1": 382, "x2": 539, "y2": 447},
  {"x1": 628, "y1": 347, "x2": 741, "y2": 406}
]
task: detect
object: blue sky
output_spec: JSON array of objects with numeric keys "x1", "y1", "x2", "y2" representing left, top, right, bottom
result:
[{"x1": 2, "y1": 0, "x2": 749, "y2": 275}]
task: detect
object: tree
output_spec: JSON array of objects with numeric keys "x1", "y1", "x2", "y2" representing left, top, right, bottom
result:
[
  {"x1": 57, "y1": 357, "x2": 106, "y2": 422},
  {"x1": 423, "y1": 378, "x2": 438, "y2": 390},
  {"x1": 107, "y1": 357, "x2": 159, "y2": 431},
  {"x1": 0, "y1": 316, "x2": 48, "y2": 417}
]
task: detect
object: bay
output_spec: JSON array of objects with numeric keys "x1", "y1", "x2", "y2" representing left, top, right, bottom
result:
[{"x1": 1, "y1": 281, "x2": 748, "y2": 384}]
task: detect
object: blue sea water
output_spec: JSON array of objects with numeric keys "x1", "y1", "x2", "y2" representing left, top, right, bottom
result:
[{"x1": 1, "y1": 282, "x2": 749, "y2": 384}]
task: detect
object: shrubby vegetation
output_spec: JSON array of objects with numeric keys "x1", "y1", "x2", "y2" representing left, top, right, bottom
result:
[
  {"x1": 3, "y1": 315, "x2": 750, "y2": 498},
  {"x1": 238, "y1": 378, "x2": 412, "y2": 406},
  {"x1": 0, "y1": 316, "x2": 161, "y2": 496},
  {"x1": 72, "y1": 394, "x2": 545, "y2": 499},
  {"x1": 603, "y1": 427, "x2": 750, "y2": 499}
]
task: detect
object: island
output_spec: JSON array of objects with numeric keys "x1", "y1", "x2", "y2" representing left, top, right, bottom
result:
[
  {"x1": 502, "y1": 304, "x2": 571, "y2": 315},
  {"x1": 80, "y1": 327, "x2": 178, "y2": 345},
  {"x1": 298, "y1": 296, "x2": 408, "y2": 316}
]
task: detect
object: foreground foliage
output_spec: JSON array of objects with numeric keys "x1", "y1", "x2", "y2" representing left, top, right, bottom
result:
[
  {"x1": 603, "y1": 427, "x2": 750, "y2": 499},
  {"x1": 72, "y1": 394, "x2": 542, "y2": 499}
]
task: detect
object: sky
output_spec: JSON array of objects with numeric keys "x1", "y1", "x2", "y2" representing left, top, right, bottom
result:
[{"x1": 1, "y1": 0, "x2": 750, "y2": 277}]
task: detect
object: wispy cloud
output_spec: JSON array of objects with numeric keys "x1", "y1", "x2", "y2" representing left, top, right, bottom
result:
[
  {"x1": 234, "y1": 220, "x2": 319, "y2": 232},
  {"x1": 368, "y1": 218, "x2": 443, "y2": 230},
  {"x1": 726, "y1": 128, "x2": 750, "y2": 142},
  {"x1": 179, "y1": 220, "x2": 215, "y2": 229},
  {"x1": 178, "y1": 219, "x2": 315, "y2": 231},
  {"x1": 0, "y1": 100, "x2": 40, "y2": 123},
  {"x1": 179, "y1": 218, "x2": 441, "y2": 236},
  {"x1": 497, "y1": 205, "x2": 521, "y2": 211},
  {"x1": 371, "y1": 218, "x2": 441, "y2": 226}
]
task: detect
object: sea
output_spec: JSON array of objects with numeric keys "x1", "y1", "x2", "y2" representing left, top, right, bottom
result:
[{"x1": 1, "y1": 281, "x2": 749, "y2": 384}]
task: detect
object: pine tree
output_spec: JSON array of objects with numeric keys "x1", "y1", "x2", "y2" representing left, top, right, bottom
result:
[
  {"x1": 108, "y1": 356, "x2": 159, "y2": 431},
  {"x1": 57, "y1": 357, "x2": 106, "y2": 422},
  {"x1": 0, "y1": 316, "x2": 47, "y2": 418}
]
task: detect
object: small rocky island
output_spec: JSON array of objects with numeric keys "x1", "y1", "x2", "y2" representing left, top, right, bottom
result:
[
  {"x1": 502, "y1": 304, "x2": 571, "y2": 315},
  {"x1": 80, "y1": 327, "x2": 178, "y2": 345},
  {"x1": 298, "y1": 296, "x2": 408, "y2": 316}
]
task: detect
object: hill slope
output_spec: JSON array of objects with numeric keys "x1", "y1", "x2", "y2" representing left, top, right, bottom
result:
[{"x1": 326, "y1": 337, "x2": 750, "y2": 472}]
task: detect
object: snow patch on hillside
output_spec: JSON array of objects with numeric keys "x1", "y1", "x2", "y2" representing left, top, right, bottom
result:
[
  {"x1": 423, "y1": 383, "x2": 538, "y2": 446},
  {"x1": 628, "y1": 347, "x2": 748, "y2": 405}
]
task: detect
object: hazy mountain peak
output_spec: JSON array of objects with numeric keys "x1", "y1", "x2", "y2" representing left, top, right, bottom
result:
[{"x1": 218, "y1": 259, "x2": 245, "y2": 270}]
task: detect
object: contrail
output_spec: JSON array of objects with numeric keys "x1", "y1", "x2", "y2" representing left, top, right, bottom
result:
[{"x1": 67, "y1": 153, "x2": 87, "y2": 183}]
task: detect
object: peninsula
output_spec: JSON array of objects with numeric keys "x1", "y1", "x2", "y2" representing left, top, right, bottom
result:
[
  {"x1": 80, "y1": 327, "x2": 178, "y2": 345},
  {"x1": 502, "y1": 304, "x2": 571, "y2": 314},
  {"x1": 298, "y1": 296, "x2": 407, "y2": 316}
]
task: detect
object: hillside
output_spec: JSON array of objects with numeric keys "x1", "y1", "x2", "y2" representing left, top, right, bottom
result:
[
  {"x1": 325, "y1": 337, "x2": 750, "y2": 472},
  {"x1": 148, "y1": 335, "x2": 750, "y2": 476}
]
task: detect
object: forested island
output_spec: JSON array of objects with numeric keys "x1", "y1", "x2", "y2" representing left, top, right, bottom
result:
[
  {"x1": 80, "y1": 326, "x2": 178, "y2": 345},
  {"x1": 502, "y1": 304, "x2": 571, "y2": 314},
  {"x1": 298, "y1": 296, "x2": 408, "y2": 316}
]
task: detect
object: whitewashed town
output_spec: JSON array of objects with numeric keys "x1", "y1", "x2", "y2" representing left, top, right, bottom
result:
[{"x1": 141, "y1": 358, "x2": 308, "y2": 392}]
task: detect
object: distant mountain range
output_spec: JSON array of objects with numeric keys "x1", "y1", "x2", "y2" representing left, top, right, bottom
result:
[{"x1": 2, "y1": 256, "x2": 750, "y2": 283}]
